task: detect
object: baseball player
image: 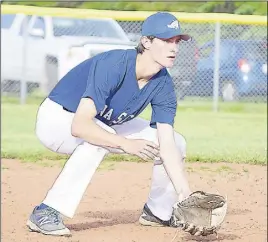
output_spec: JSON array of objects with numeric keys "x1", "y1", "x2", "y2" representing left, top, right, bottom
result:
[{"x1": 26, "y1": 12, "x2": 192, "y2": 236}]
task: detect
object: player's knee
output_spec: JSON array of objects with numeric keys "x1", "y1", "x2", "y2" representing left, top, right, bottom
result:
[
  {"x1": 35, "y1": 123, "x2": 57, "y2": 152},
  {"x1": 174, "y1": 133, "x2": 187, "y2": 159}
]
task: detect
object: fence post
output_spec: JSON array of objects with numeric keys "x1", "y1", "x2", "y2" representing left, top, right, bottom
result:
[
  {"x1": 20, "y1": 16, "x2": 28, "y2": 105},
  {"x1": 213, "y1": 21, "x2": 221, "y2": 112}
]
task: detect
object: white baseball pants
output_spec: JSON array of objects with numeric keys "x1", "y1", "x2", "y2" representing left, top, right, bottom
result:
[{"x1": 36, "y1": 98, "x2": 187, "y2": 221}]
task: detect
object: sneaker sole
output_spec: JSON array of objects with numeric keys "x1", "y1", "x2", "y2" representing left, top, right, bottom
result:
[
  {"x1": 26, "y1": 220, "x2": 71, "y2": 237},
  {"x1": 138, "y1": 215, "x2": 165, "y2": 227}
]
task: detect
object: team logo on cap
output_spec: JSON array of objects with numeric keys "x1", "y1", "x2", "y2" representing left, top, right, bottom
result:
[{"x1": 167, "y1": 20, "x2": 179, "y2": 29}]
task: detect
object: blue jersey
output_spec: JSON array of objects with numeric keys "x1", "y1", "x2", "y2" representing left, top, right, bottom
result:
[{"x1": 48, "y1": 49, "x2": 177, "y2": 128}]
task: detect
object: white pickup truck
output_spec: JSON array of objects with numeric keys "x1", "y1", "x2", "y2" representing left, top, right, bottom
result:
[{"x1": 1, "y1": 13, "x2": 136, "y2": 93}]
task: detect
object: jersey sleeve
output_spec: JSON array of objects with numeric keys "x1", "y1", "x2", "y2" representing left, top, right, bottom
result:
[
  {"x1": 82, "y1": 53, "x2": 123, "y2": 114},
  {"x1": 150, "y1": 77, "x2": 177, "y2": 128}
]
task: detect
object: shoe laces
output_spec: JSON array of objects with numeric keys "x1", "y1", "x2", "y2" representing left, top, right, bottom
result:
[{"x1": 43, "y1": 208, "x2": 62, "y2": 224}]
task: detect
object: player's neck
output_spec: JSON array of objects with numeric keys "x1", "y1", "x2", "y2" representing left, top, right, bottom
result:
[{"x1": 136, "y1": 53, "x2": 162, "y2": 81}]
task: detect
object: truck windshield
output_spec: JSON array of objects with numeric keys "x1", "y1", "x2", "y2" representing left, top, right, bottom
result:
[
  {"x1": 1, "y1": 14, "x2": 16, "y2": 29},
  {"x1": 52, "y1": 17, "x2": 127, "y2": 40}
]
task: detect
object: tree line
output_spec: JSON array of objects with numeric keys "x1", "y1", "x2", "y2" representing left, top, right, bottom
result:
[{"x1": 2, "y1": 1, "x2": 267, "y2": 16}]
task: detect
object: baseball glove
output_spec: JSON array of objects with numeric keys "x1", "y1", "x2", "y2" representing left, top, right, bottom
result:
[{"x1": 171, "y1": 191, "x2": 227, "y2": 236}]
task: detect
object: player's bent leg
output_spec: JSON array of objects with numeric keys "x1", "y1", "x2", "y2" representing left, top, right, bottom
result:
[
  {"x1": 35, "y1": 98, "x2": 83, "y2": 155},
  {"x1": 27, "y1": 143, "x2": 111, "y2": 236},
  {"x1": 114, "y1": 118, "x2": 187, "y2": 227},
  {"x1": 28, "y1": 98, "x2": 117, "y2": 236},
  {"x1": 27, "y1": 141, "x2": 110, "y2": 236},
  {"x1": 141, "y1": 132, "x2": 186, "y2": 227},
  {"x1": 41, "y1": 141, "x2": 110, "y2": 218},
  {"x1": 36, "y1": 98, "x2": 120, "y2": 155}
]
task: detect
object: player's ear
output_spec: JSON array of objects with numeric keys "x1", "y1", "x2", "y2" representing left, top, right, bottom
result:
[{"x1": 141, "y1": 36, "x2": 152, "y2": 50}]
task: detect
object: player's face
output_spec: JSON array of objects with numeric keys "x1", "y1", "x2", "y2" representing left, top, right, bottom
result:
[{"x1": 150, "y1": 36, "x2": 181, "y2": 68}]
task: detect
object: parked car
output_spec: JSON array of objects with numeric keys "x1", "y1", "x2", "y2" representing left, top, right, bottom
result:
[
  {"x1": 1, "y1": 13, "x2": 134, "y2": 93},
  {"x1": 58, "y1": 37, "x2": 136, "y2": 81},
  {"x1": 188, "y1": 39, "x2": 267, "y2": 101}
]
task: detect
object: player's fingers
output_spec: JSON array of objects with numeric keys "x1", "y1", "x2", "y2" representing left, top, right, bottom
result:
[
  {"x1": 138, "y1": 153, "x2": 151, "y2": 161},
  {"x1": 144, "y1": 145, "x2": 159, "y2": 157},
  {"x1": 145, "y1": 141, "x2": 159, "y2": 150},
  {"x1": 141, "y1": 150, "x2": 156, "y2": 160}
]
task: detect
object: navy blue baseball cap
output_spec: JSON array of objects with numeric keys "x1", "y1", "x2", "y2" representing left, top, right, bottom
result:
[{"x1": 141, "y1": 12, "x2": 191, "y2": 41}]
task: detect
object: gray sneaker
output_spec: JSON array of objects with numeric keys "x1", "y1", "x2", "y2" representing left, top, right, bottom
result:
[
  {"x1": 139, "y1": 204, "x2": 182, "y2": 228},
  {"x1": 139, "y1": 204, "x2": 172, "y2": 227},
  {"x1": 26, "y1": 206, "x2": 71, "y2": 236}
]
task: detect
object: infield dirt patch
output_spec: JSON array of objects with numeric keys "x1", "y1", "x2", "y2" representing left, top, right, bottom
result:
[{"x1": 1, "y1": 159, "x2": 267, "y2": 242}]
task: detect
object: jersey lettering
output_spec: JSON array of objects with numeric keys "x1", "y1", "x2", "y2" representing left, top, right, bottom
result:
[
  {"x1": 114, "y1": 112, "x2": 127, "y2": 124},
  {"x1": 111, "y1": 113, "x2": 135, "y2": 125},
  {"x1": 122, "y1": 114, "x2": 135, "y2": 124},
  {"x1": 103, "y1": 108, "x2": 113, "y2": 120},
  {"x1": 99, "y1": 105, "x2": 108, "y2": 116},
  {"x1": 99, "y1": 107, "x2": 135, "y2": 125}
]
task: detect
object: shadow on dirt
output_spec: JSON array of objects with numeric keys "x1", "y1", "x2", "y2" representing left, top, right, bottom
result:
[
  {"x1": 67, "y1": 209, "x2": 141, "y2": 231},
  {"x1": 67, "y1": 210, "x2": 241, "y2": 242},
  {"x1": 183, "y1": 233, "x2": 240, "y2": 241}
]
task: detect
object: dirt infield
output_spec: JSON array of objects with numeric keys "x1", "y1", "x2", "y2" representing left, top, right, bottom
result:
[{"x1": 1, "y1": 159, "x2": 267, "y2": 242}]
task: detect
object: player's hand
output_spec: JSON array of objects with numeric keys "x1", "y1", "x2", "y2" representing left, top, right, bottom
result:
[{"x1": 122, "y1": 139, "x2": 159, "y2": 161}]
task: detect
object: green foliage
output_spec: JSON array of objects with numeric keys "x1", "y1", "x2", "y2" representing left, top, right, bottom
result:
[
  {"x1": 4, "y1": 1, "x2": 57, "y2": 7},
  {"x1": 2, "y1": 1, "x2": 267, "y2": 15},
  {"x1": 196, "y1": 2, "x2": 219, "y2": 13},
  {"x1": 235, "y1": 4, "x2": 256, "y2": 15},
  {"x1": 235, "y1": 2, "x2": 267, "y2": 16}
]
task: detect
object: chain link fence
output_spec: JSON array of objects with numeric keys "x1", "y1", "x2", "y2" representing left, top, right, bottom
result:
[
  {"x1": 118, "y1": 20, "x2": 267, "y2": 103},
  {"x1": 1, "y1": 12, "x2": 267, "y2": 106}
]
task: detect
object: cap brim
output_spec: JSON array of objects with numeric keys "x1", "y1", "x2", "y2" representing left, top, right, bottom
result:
[{"x1": 154, "y1": 30, "x2": 192, "y2": 42}]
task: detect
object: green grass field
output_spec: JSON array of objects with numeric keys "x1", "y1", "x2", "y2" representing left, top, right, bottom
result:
[{"x1": 2, "y1": 96, "x2": 267, "y2": 165}]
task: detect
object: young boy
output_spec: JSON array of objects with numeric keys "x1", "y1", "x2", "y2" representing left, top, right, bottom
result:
[{"x1": 27, "y1": 12, "x2": 192, "y2": 236}]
